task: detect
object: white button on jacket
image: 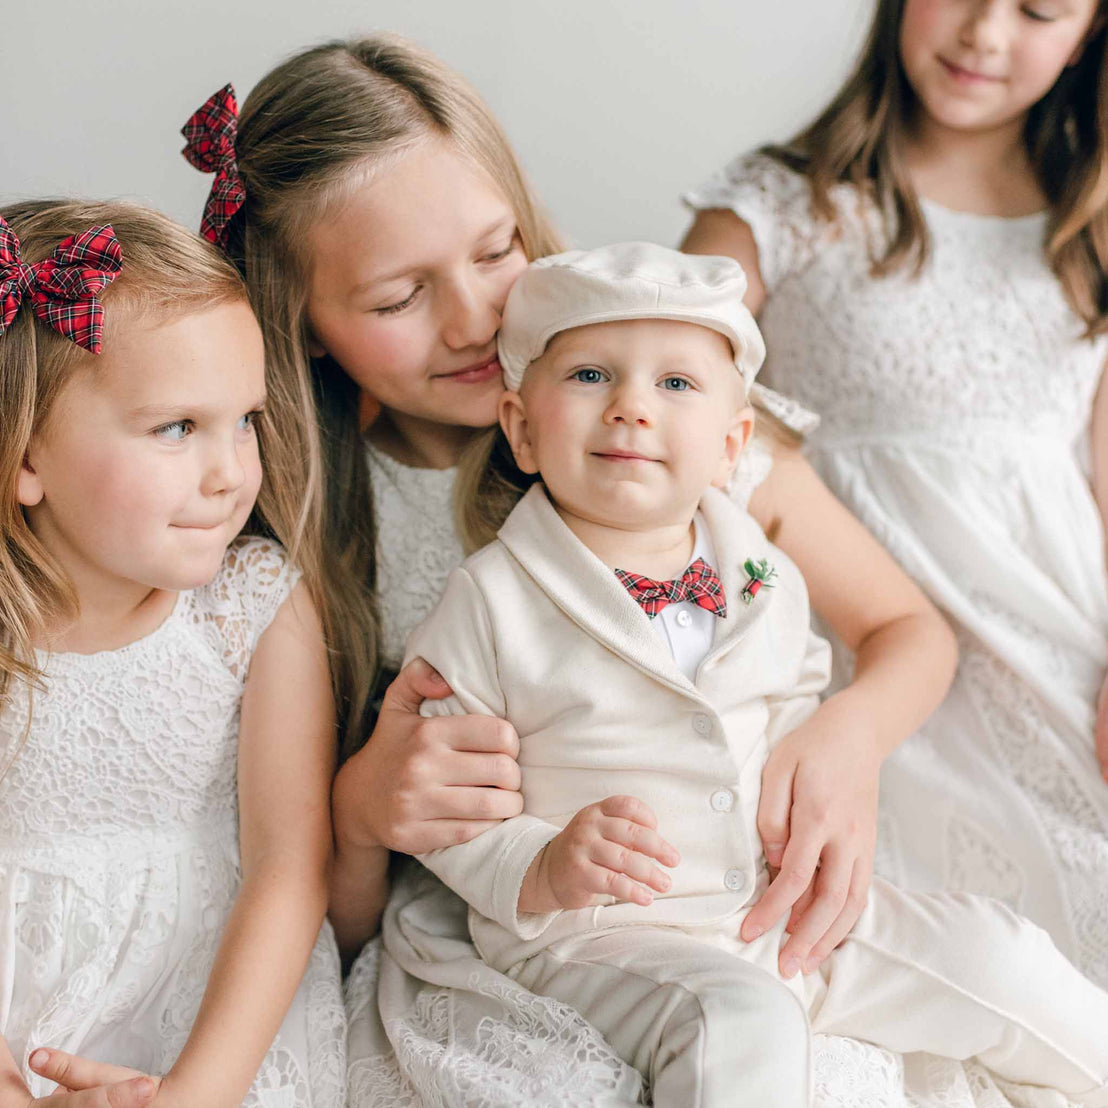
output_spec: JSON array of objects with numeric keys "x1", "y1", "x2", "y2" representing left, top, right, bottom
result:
[
  {"x1": 710, "y1": 788, "x2": 734, "y2": 812},
  {"x1": 724, "y1": 868, "x2": 747, "y2": 893}
]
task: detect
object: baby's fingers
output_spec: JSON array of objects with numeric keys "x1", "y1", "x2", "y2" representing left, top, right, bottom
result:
[
  {"x1": 597, "y1": 794, "x2": 659, "y2": 829},
  {"x1": 590, "y1": 838, "x2": 673, "y2": 900},
  {"x1": 598, "y1": 815, "x2": 680, "y2": 869}
]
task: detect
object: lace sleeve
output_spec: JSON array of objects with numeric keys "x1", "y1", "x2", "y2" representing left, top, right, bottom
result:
[
  {"x1": 728, "y1": 384, "x2": 820, "y2": 509},
  {"x1": 682, "y1": 151, "x2": 822, "y2": 293},
  {"x1": 192, "y1": 536, "x2": 303, "y2": 679}
]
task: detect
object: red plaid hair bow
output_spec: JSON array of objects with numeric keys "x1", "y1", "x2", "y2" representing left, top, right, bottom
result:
[
  {"x1": 0, "y1": 218, "x2": 123, "y2": 354},
  {"x1": 615, "y1": 557, "x2": 727, "y2": 620},
  {"x1": 182, "y1": 84, "x2": 245, "y2": 247}
]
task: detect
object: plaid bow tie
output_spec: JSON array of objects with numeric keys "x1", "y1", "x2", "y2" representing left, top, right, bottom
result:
[
  {"x1": 615, "y1": 557, "x2": 727, "y2": 619},
  {"x1": 182, "y1": 83, "x2": 246, "y2": 248},
  {"x1": 0, "y1": 218, "x2": 123, "y2": 354}
]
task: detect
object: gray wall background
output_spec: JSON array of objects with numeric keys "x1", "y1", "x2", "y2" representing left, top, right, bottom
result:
[{"x1": 3, "y1": 1, "x2": 871, "y2": 248}]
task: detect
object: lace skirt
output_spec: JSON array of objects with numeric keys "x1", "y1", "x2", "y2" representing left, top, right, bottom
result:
[{"x1": 0, "y1": 822, "x2": 346, "y2": 1106}]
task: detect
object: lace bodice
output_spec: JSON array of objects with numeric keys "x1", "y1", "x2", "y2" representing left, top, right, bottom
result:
[
  {"x1": 686, "y1": 153, "x2": 1106, "y2": 447},
  {"x1": 368, "y1": 443, "x2": 466, "y2": 672},
  {"x1": 2, "y1": 537, "x2": 298, "y2": 847},
  {"x1": 0, "y1": 537, "x2": 346, "y2": 1105}
]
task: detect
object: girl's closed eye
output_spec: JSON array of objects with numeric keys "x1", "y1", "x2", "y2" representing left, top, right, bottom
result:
[
  {"x1": 1021, "y1": 4, "x2": 1057, "y2": 21},
  {"x1": 374, "y1": 286, "x2": 422, "y2": 316},
  {"x1": 481, "y1": 233, "x2": 521, "y2": 264}
]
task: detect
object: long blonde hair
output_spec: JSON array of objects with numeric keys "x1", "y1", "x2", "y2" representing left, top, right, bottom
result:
[
  {"x1": 223, "y1": 34, "x2": 562, "y2": 757},
  {"x1": 769, "y1": 0, "x2": 1108, "y2": 334},
  {"x1": 0, "y1": 200, "x2": 316, "y2": 720}
]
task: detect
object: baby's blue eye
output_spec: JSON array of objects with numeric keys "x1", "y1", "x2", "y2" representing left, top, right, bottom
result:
[
  {"x1": 155, "y1": 420, "x2": 190, "y2": 442},
  {"x1": 661, "y1": 376, "x2": 691, "y2": 391},
  {"x1": 571, "y1": 367, "x2": 607, "y2": 384}
]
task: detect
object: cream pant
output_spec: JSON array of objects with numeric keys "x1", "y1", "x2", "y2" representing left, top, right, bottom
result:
[{"x1": 507, "y1": 879, "x2": 1108, "y2": 1108}]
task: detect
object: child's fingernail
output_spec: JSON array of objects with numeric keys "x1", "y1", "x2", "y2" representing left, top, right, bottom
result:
[
  {"x1": 29, "y1": 1049, "x2": 48, "y2": 1069},
  {"x1": 745, "y1": 924, "x2": 764, "y2": 940},
  {"x1": 132, "y1": 1077, "x2": 155, "y2": 1096},
  {"x1": 782, "y1": 956, "x2": 800, "y2": 978},
  {"x1": 803, "y1": 958, "x2": 818, "y2": 974}
]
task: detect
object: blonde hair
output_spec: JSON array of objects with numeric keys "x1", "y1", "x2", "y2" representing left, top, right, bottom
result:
[
  {"x1": 768, "y1": 0, "x2": 1108, "y2": 334},
  {"x1": 0, "y1": 199, "x2": 317, "y2": 726},
  {"x1": 226, "y1": 33, "x2": 563, "y2": 757}
]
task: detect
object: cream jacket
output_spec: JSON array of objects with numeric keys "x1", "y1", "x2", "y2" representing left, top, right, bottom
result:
[{"x1": 409, "y1": 484, "x2": 831, "y2": 968}]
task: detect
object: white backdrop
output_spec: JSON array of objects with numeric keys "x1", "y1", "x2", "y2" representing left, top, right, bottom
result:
[{"x1": 2, "y1": 0, "x2": 871, "y2": 248}]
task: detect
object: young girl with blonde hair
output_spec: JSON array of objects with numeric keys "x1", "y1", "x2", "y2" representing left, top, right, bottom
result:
[
  {"x1": 111, "y1": 31, "x2": 978, "y2": 1104},
  {"x1": 683, "y1": 0, "x2": 1108, "y2": 997},
  {"x1": 0, "y1": 200, "x2": 346, "y2": 1107}
]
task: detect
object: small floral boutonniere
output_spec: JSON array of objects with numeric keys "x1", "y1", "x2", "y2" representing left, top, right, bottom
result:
[{"x1": 741, "y1": 557, "x2": 777, "y2": 605}]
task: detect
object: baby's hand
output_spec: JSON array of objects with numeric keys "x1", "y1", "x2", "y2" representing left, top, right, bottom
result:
[
  {"x1": 1096, "y1": 671, "x2": 1108, "y2": 784},
  {"x1": 519, "y1": 795, "x2": 679, "y2": 914}
]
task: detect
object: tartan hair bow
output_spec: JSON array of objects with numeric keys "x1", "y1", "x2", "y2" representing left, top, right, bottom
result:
[
  {"x1": 0, "y1": 218, "x2": 123, "y2": 354},
  {"x1": 181, "y1": 83, "x2": 246, "y2": 247},
  {"x1": 615, "y1": 557, "x2": 727, "y2": 620}
]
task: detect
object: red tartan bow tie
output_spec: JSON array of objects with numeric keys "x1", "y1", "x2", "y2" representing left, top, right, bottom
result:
[
  {"x1": 615, "y1": 557, "x2": 727, "y2": 619},
  {"x1": 182, "y1": 84, "x2": 246, "y2": 248},
  {"x1": 0, "y1": 218, "x2": 123, "y2": 354}
]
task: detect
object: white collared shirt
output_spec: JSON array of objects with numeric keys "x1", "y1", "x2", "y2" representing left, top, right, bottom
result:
[{"x1": 646, "y1": 513, "x2": 718, "y2": 682}]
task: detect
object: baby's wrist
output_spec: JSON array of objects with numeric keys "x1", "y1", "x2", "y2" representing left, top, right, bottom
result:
[{"x1": 518, "y1": 844, "x2": 559, "y2": 914}]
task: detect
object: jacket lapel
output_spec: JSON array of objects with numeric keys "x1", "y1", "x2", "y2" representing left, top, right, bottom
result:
[{"x1": 498, "y1": 486, "x2": 697, "y2": 694}]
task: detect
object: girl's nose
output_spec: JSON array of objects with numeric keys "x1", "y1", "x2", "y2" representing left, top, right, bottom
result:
[
  {"x1": 440, "y1": 275, "x2": 500, "y2": 352},
  {"x1": 959, "y1": 0, "x2": 1006, "y2": 53},
  {"x1": 201, "y1": 437, "x2": 247, "y2": 497}
]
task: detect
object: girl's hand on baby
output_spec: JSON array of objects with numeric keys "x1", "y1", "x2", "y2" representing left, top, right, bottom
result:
[
  {"x1": 22, "y1": 1050, "x2": 157, "y2": 1107},
  {"x1": 1095, "y1": 672, "x2": 1108, "y2": 784},
  {"x1": 520, "y1": 796, "x2": 680, "y2": 913},
  {"x1": 332, "y1": 657, "x2": 524, "y2": 855},
  {"x1": 742, "y1": 700, "x2": 881, "y2": 977}
]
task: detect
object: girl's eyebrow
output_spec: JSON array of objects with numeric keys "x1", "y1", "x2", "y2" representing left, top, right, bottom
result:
[
  {"x1": 349, "y1": 216, "x2": 517, "y2": 296},
  {"x1": 129, "y1": 395, "x2": 267, "y2": 420}
]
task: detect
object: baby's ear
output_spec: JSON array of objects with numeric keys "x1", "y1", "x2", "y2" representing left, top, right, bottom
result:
[
  {"x1": 498, "y1": 390, "x2": 540, "y2": 475},
  {"x1": 713, "y1": 402, "x2": 755, "y2": 488}
]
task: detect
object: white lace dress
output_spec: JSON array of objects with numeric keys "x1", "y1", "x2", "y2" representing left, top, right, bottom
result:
[
  {"x1": 348, "y1": 438, "x2": 965, "y2": 1107},
  {"x1": 682, "y1": 151, "x2": 1108, "y2": 1101},
  {"x1": 0, "y1": 537, "x2": 346, "y2": 1106}
]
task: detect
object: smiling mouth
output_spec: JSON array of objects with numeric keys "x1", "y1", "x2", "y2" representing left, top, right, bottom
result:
[
  {"x1": 435, "y1": 355, "x2": 501, "y2": 384},
  {"x1": 939, "y1": 58, "x2": 1003, "y2": 83}
]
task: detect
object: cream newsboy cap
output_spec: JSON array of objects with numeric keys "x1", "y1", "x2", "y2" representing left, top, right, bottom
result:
[{"x1": 498, "y1": 241, "x2": 765, "y2": 392}]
